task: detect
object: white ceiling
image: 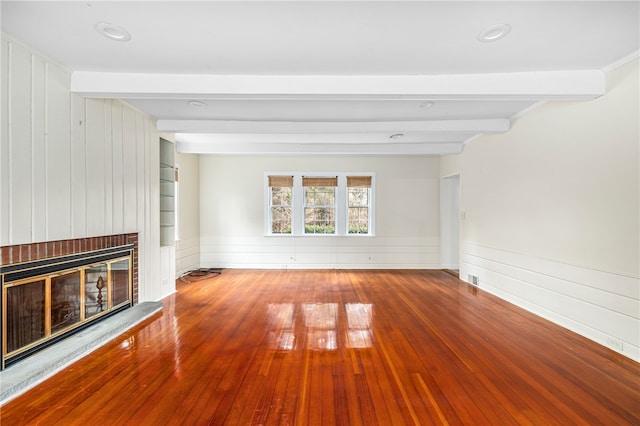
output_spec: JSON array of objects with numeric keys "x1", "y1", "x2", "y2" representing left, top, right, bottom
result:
[{"x1": 2, "y1": 1, "x2": 639, "y2": 155}]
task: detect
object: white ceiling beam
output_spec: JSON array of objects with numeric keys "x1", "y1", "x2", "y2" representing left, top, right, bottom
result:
[
  {"x1": 71, "y1": 70, "x2": 605, "y2": 100},
  {"x1": 176, "y1": 141, "x2": 463, "y2": 156},
  {"x1": 174, "y1": 133, "x2": 467, "y2": 145},
  {"x1": 159, "y1": 119, "x2": 510, "y2": 134}
]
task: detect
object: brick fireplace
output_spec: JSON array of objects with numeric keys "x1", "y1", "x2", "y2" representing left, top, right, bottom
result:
[{"x1": 0, "y1": 234, "x2": 139, "y2": 369}]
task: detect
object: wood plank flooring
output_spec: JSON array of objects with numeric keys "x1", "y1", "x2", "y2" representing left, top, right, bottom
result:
[{"x1": 1, "y1": 269, "x2": 638, "y2": 425}]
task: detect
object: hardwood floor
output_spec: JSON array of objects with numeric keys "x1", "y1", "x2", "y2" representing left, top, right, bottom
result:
[{"x1": 2, "y1": 269, "x2": 638, "y2": 425}]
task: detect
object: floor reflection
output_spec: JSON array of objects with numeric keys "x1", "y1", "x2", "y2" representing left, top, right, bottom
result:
[{"x1": 267, "y1": 303, "x2": 373, "y2": 350}]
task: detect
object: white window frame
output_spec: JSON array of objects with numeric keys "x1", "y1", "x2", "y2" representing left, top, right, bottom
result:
[{"x1": 265, "y1": 173, "x2": 375, "y2": 236}]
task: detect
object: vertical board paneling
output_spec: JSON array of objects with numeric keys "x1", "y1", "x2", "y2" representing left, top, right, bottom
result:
[
  {"x1": 135, "y1": 110, "x2": 147, "y2": 300},
  {"x1": 70, "y1": 95, "x2": 86, "y2": 237},
  {"x1": 85, "y1": 98, "x2": 106, "y2": 236},
  {"x1": 31, "y1": 55, "x2": 46, "y2": 242},
  {"x1": 147, "y1": 119, "x2": 164, "y2": 299},
  {"x1": 111, "y1": 101, "x2": 124, "y2": 233},
  {"x1": 46, "y1": 62, "x2": 71, "y2": 240},
  {"x1": 0, "y1": 39, "x2": 10, "y2": 245},
  {"x1": 121, "y1": 105, "x2": 137, "y2": 232},
  {"x1": 2, "y1": 35, "x2": 164, "y2": 305},
  {"x1": 103, "y1": 100, "x2": 113, "y2": 234},
  {"x1": 8, "y1": 43, "x2": 32, "y2": 244}
]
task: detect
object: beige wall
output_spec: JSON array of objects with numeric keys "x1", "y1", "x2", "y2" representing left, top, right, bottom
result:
[
  {"x1": 439, "y1": 153, "x2": 462, "y2": 179},
  {"x1": 461, "y1": 58, "x2": 639, "y2": 360},
  {"x1": 198, "y1": 155, "x2": 441, "y2": 269},
  {"x1": 175, "y1": 152, "x2": 200, "y2": 275}
]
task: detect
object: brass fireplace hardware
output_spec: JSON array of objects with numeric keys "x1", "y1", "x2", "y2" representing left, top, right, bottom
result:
[{"x1": 1, "y1": 244, "x2": 133, "y2": 369}]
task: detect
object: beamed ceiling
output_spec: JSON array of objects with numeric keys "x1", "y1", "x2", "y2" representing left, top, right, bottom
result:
[{"x1": 2, "y1": 1, "x2": 639, "y2": 155}]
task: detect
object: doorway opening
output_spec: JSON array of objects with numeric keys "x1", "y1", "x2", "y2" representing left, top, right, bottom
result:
[{"x1": 440, "y1": 174, "x2": 460, "y2": 276}]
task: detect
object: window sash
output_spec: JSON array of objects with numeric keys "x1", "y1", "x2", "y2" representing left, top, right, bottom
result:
[
  {"x1": 304, "y1": 185, "x2": 336, "y2": 234},
  {"x1": 266, "y1": 173, "x2": 373, "y2": 236},
  {"x1": 347, "y1": 186, "x2": 370, "y2": 234},
  {"x1": 269, "y1": 182, "x2": 293, "y2": 234}
]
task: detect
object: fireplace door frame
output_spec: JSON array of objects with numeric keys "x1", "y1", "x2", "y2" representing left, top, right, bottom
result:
[{"x1": 1, "y1": 245, "x2": 133, "y2": 369}]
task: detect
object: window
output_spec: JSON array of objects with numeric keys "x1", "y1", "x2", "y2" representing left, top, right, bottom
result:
[
  {"x1": 303, "y1": 177, "x2": 337, "y2": 234},
  {"x1": 268, "y1": 176, "x2": 293, "y2": 234},
  {"x1": 347, "y1": 176, "x2": 371, "y2": 234},
  {"x1": 266, "y1": 173, "x2": 374, "y2": 236}
]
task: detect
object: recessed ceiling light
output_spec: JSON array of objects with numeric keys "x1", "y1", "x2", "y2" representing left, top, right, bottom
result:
[
  {"x1": 94, "y1": 22, "x2": 131, "y2": 42},
  {"x1": 187, "y1": 100, "x2": 207, "y2": 108},
  {"x1": 389, "y1": 133, "x2": 404, "y2": 140},
  {"x1": 419, "y1": 101, "x2": 434, "y2": 109},
  {"x1": 478, "y1": 23, "x2": 511, "y2": 42}
]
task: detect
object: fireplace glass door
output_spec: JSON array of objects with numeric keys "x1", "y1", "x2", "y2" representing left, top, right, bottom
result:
[
  {"x1": 85, "y1": 264, "x2": 108, "y2": 318},
  {"x1": 5, "y1": 279, "x2": 46, "y2": 354},
  {"x1": 51, "y1": 271, "x2": 81, "y2": 333},
  {"x1": 2, "y1": 254, "x2": 132, "y2": 367}
]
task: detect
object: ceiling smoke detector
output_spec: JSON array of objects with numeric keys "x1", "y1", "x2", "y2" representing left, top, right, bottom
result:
[
  {"x1": 478, "y1": 23, "x2": 511, "y2": 42},
  {"x1": 187, "y1": 100, "x2": 207, "y2": 108},
  {"x1": 94, "y1": 22, "x2": 131, "y2": 42}
]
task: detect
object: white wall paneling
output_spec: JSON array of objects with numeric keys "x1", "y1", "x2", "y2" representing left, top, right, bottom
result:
[
  {"x1": 70, "y1": 95, "x2": 86, "y2": 238},
  {"x1": 200, "y1": 236, "x2": 440, "y2": 270},
  {"x1": 121, "y1": 106, "x2": 137, "y2": 233},
  {"x1": 462, "y1": 242, "x2": 639, "y2": 361},
  {"x1": 85, "y1": 98, "x2": 106, "y2": 237},
  {"x1": 111, "y1": 101, "x2": 124, "y2": 234},
  {"x1": 7, "y1": 40, "x2": 32, "y2": 244},
  {"x1": 32, "y1": 54, "x2": 46, "y2": 243},
  {"x1": 1, "y1": 35, "x2": 165, "y2": 301},
  {"x1": 1, "y1": 38, "x2": 10, "y2": 244},
  {"x1": 46, "y1": 60, "x2": 72, "y2": 241},
  {"x1": 160, "y1": 246, "x2": 176, "y2": 296},
  {"x1": 103, "y1": 100, "x2": 114, "y2": 235},
  {"x1": 176, "y1": 236, "x2": 200, "y2": 276}
]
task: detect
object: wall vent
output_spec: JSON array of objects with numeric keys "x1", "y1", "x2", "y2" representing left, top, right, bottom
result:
[{"x1": 468, "y1": 275, "x2": 479, "y2": 286}]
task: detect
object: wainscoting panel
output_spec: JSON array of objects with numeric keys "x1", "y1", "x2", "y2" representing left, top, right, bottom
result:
[
  {"x1": 461, "y1": 241, "x2": 639, "y2": 361},
  {"x1": 176, "y1": 236, "x2": 200, "y2": 276},
  {"x1": 200, "y1": 236, "x2": 440, "y2": 269}
]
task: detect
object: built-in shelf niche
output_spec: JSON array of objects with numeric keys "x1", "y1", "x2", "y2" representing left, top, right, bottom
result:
[{"x1": 160, "y1": 138, "x2": 176, "y2": 246}]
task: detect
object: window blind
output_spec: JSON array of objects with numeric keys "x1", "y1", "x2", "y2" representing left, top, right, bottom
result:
[
  {"x1": 302, "y1": 177, "x2": 338, "y2": 187},
  {"x1": 347, "y1": 176, "x2": 372, "y2": 188},
  {"x1": 268, "y1": 176, "x2": 294, "y2": 187}
]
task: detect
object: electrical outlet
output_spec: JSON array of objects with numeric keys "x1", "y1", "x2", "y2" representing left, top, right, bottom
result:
[
  {"x1": 467, "y1": 275, "x2": 479, "y2": 286},
  {"x1": 607, "y1": 337, "x2": 624, "y2": 352}
]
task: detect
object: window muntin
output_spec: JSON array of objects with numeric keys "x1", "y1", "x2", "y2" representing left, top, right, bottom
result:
[
  {"x1": 269, "y1": 176, "x2": 293, "y2": 234},
  {"x1": 266, "y1": 174, "x2": 373, "y2": 236}
]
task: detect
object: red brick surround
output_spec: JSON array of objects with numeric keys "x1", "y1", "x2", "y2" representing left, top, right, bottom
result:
[{"x1": 1, "y1": 233, "x2": 139, "y2": 304}]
